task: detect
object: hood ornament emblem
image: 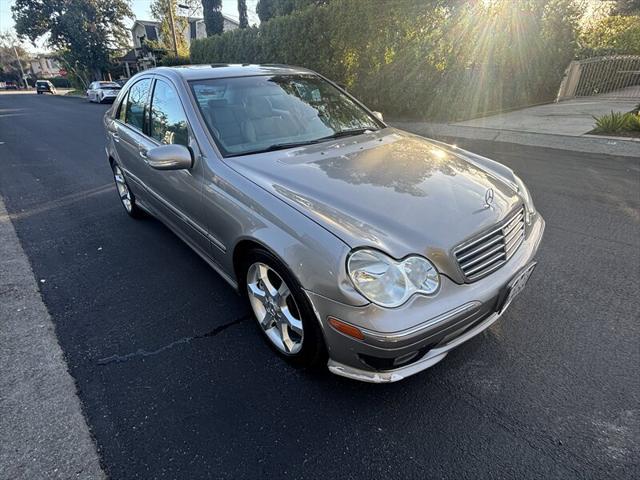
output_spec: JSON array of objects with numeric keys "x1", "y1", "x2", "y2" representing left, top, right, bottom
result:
[{"x1": 484, "y1": 188, "x2": 495, "y2": 209}]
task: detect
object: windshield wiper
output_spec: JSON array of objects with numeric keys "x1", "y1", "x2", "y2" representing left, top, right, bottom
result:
[
  {"x1": 225, "y1": 128, "x2": 379, "y2": 157},
  {"x1": 317, "y1": 127, "x2": 377, "y2": 141},
  {"x1": 226, "y1": 139, "x2": 324, "y2": 157}
]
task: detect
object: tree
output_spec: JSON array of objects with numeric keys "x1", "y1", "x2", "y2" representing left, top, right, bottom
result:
[
  {"x1": 256, "y1": 0, "x2": 275, "y2": 22},
  {"x1": 579, "y1": 14, "x2": 640, "y2": 56},
  {"x1": 202, "y1": 0, "x2": 224, "y2": 36},
  {"x1": 12, "y1": 0, "x2": 131, "y2": 82},
  {"x1": 257, "y1": 0, "x2": 327, "y2": 22},
  {"x1": 0, "y1": 33, "x2": 29, "y2": 84},
  {"x1": 151, "y1": 0, "x2": 190, "y2": 56},
  {"x1": 238, "y1": 0, "x2": 249, "y2": 28}
]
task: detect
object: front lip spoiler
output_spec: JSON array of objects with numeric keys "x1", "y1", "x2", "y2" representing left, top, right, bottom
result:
[{"x1": 327, "y1": 308, "x2": 503, "y2": 383}]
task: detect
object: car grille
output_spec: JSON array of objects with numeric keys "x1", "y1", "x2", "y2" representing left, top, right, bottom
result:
[{"x1": 454, "y1": 207, "x2": 525, "y2": 282}]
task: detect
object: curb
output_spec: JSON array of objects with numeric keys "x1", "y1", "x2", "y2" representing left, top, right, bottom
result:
[
  {"x1": 0, "y1": 196, "x2": 106, "y2": 479},
  {"x1": 391, "y1": 122, "x2": 639, "y2": 158}
]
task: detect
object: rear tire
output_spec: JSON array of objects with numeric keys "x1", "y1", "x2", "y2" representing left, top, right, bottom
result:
[{"x1": 242, "y1": 248, "x2": 327, "y2": 369}]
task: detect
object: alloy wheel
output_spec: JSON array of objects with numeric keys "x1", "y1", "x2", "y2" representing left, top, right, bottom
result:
[
  {"x1": 113, "y1": 165, "x2": 132, "y2": 213},
  {"x1": 246, "y1": 262, "x2": 304, "y2": 354}
]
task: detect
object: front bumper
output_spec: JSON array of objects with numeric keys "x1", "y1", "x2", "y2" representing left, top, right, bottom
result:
[{"x1": 306, "y1": 214, "x2": 545, "y2": 383}]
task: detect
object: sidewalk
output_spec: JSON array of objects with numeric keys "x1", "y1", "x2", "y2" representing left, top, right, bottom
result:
[
  {"x1": 454, "y1": 96, "x2": 639, "y2": 136},
  {"x1": 392, "y1": 95, "x2": 639, "y2": 158},
  {"x1": 0, "y1": 197, "x2": 105, "y2": 479}
]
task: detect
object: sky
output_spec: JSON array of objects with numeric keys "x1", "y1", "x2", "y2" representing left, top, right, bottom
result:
[{"x1": 0, "y1": 0, "x2": 260, "y2": 52}]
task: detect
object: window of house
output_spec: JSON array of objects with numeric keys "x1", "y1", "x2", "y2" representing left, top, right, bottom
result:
[{"x1": 150, "y1": 80, "x2": 189, "y2": 147}]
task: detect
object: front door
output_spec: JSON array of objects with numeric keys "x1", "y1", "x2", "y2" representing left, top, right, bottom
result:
[{"x1": 141, "y1": 77, "x2": 209, "y2": 255}]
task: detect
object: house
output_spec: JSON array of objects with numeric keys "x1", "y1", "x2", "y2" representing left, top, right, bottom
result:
[
  {"x1": 130, "y1": 16, "x2": 240, "y2": 71},
  {"x1": 29, "y1": 56, "x2": 62, "y2": 78}
]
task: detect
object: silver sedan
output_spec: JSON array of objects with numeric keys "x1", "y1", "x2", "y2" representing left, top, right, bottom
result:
[{"x1": 103, "y1": 65, "x2": 544, "y2": 383}]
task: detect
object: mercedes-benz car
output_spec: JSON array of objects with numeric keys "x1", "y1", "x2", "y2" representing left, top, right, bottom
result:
[{"x1": 103, "y1": 65, "x2": 544, "y2": 383}]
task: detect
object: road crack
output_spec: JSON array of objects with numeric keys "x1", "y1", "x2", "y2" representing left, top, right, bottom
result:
[{"x1": 96, "y1": 314, "x2": 250, "y2": 366}]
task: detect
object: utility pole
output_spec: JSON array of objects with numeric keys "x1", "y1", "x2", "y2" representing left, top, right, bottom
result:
[
  {"x1": 13, "y1": 45, "x2": 28, "y2": 89},
  {"x1": 168, "y1": 2, "x2": 179, "y2": 56}
]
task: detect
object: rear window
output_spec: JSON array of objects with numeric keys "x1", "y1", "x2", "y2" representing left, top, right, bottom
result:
[
  {"x1": 98, "y1": 82, "x2": 120, "y2": 90},
  {"x1": 124, "y1": 79, "x2": 152, "y2": 132}
]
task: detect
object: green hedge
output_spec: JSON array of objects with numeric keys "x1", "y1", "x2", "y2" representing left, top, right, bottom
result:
[
  {"x1": 159, "y1": 54, "x2": 191, "y2": 66},
  {"x1": 41, "y1": 76, "x2": 71, "y2": 88},
  {"x1": 191, "y1": 0, "x2": 580, "y2": 121}
]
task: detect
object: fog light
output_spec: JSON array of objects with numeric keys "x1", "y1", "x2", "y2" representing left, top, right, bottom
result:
[{"x1": 328, "y1": 317, "x2": 365, "y2": 340}]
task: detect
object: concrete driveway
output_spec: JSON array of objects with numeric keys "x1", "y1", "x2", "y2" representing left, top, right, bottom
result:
[{"x1": 454, "y1": 95, "x2": 639, "y2": 136}]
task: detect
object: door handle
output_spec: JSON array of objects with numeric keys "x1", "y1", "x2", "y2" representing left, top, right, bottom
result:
[
  {"x1": 139, "y1": 148, "x2": 148, "y2": 160},
  {"x1": 111, "y1": 132, "x2": 120, "y2": 142}
]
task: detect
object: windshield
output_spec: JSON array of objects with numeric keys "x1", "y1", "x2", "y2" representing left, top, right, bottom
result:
[
  {"x1": 190, "y1": 74, "x2": 382, "y2": 157},
  {"x1": 98, "y1": 82, "x2": 120, "y2": 90}
]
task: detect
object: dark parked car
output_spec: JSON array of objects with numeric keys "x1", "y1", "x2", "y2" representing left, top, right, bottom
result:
[
  {"x1": 36, "y1": 80, "x2": 57, "y2": 95},
  {"x1": 5, "y1": 81, "x2": 18, "y2": 90}
]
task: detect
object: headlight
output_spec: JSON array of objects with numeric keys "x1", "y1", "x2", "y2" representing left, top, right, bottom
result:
[
  {"x1": 347, "y1": 249, "x2": 440, "y2": 308},
  {"x1": 514, "y1": 175, "x2": 536, "y2": 224}
]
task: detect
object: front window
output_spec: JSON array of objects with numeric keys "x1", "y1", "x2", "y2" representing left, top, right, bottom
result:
[
  {"x1": 150, "y1": 80, "x2": 189, "y2": 147},
  {"x1": 190, "y1": 75, "x2": 382, "y2": 157}
]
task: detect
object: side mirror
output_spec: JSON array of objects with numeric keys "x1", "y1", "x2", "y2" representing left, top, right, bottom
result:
[
  {"x1": 146, "y1": 144, "x2": 193, "y2": 170},
  {"x1": 372, "y1": 111, "x2": 384, "y2": 122}
]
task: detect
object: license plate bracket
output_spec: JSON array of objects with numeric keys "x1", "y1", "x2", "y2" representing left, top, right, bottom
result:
[{"x1": 497, "y1": 262, "x2": 537, "y2": 314}]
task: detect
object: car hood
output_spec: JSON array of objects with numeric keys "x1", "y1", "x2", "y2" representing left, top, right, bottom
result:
[{"x1": 225, "y1": 128, "x2": 522, "y2": 280}]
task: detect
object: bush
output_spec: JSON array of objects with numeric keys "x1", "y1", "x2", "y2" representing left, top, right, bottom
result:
[
  {"x1": 579, "y1": 15, "x2": 640, "y2": 57},
  {"x1": 160, "y1": 54, "x2": 191, "y2": 66},
  {"x1": 628, "y1": 113, "x2": 640, "y2": 131},
  {"x1": 191, "y1": 0, "x2": 581, "y2": 121},
  {"x1": 43, "y1": 76, "x2": 71, "y2": 88},
  {"x1": 592, "y1": 111, "x2": 639, "y2": 134}
]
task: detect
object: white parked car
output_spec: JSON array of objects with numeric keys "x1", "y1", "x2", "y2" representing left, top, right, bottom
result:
[{"x1": 86, "y1": 81, "x2": 121, "y2": 103}]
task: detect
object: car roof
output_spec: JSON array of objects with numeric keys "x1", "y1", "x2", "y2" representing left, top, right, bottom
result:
[{"x1": 140, "y1": 64, "x2": 317, "y2": 82}]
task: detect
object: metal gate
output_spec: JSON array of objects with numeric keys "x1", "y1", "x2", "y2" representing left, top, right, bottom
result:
[{"x1": 556, "y1": 55, "x2": 640, "y2": 101}]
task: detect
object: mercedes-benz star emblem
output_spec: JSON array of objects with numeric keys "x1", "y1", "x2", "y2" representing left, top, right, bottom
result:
[{"x1": 484, "y1": 188, "x2": 495, "y2": 209}]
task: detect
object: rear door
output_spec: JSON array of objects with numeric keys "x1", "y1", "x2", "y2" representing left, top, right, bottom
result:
[{"x1": 111, "y1": 77, "x2": 154, "y2": 199}]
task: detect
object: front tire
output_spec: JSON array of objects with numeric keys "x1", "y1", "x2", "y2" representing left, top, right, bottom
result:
[
  {"x1": 243, "y1": 249, "x2": 326, "y2": 368},
  {"x1": 111, "y1": 163, "x2": 144, "y2": 218}
]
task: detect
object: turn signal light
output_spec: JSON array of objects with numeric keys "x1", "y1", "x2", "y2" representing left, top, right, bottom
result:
[{"x1": 328, "y1": 317, "x2": 365, "y2": 340}]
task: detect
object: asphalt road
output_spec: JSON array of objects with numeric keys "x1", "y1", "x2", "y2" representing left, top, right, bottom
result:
[{"x1": 1, "y1": 92, "x2": 638, "y2": 479}]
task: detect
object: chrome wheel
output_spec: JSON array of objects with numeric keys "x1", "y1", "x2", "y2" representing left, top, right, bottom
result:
[
  {"x1": 247, "y1": 262, "x2": 304, "y2": 355},
  {"x1": 113, "y1": 165, "x2": 132, "y2": 213}
]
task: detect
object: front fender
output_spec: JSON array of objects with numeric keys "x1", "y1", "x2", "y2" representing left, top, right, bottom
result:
[{"x1": 207, "y1": 160, "x2": 368, "y2": 307}]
